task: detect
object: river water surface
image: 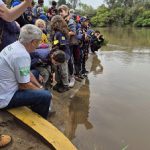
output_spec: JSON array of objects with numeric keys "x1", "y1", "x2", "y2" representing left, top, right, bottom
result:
[{"x1": 69, "y1": 27, "x2": 150, "y2": 150}]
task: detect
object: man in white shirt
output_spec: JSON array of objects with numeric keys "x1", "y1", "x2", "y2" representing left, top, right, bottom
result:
[
  {"x1": 0, "y1": 24, "x2": 52, "y2": 118},
  {"x1": 0, "y1": 24, "x2": 52, "y2": 148},
  {"x1": 0, "y1": 0, "x2": 34, "y2": 148}
]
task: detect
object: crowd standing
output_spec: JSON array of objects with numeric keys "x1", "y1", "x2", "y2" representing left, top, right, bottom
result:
[{"x1": 0, "y1": 0, "x2": 104, "y2": 148}]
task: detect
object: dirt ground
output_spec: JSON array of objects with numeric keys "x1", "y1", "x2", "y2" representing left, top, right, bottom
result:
[{"x1": 0, "y1": 55, "x2": 93, "y2": 150}]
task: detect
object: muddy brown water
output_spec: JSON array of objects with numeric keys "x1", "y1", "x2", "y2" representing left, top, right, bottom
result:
[{"x1": 66, "y1": 27, "x2": 150, "y2": 150}]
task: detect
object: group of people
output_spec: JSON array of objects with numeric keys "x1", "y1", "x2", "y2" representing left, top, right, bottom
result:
[{"x1": 0, "y1": 0, "x2": 104, "y2": 148}]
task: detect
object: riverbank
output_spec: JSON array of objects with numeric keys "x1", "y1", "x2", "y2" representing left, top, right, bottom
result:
[{"x1": 0, "y1": 54, "x2": 94, "y2": 150}]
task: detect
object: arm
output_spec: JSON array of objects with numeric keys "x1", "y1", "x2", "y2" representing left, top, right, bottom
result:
[
  {"x1": 0, "y1": 1, "x2": 32, "y2": 22},
  {"x1": 68, "y1": 19, "x2": 76, "y2": 36},
  {"x1": 69, "y1": 31, "x2": 75, "y2": 36},
  {"x1": 19, "y1": 72, "x2": 43, "y2": 90},
  {"x1": 19, "y1": 82, "x2": 39, "y2": 90},
  {"x1": 14, "y1": 55, "x2": 43, "y2": 90},
  {"x1": 30, "y1": 72, "x2": 43, "y2": 88}
]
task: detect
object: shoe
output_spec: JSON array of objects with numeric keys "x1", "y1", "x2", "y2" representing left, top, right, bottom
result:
[
  {"x1": 84, "y1": 70, "x2": 89, "y2": 74},
  {"x1": 82, "y1": 70, "x2": 89, "y2": 74},
  {"x1": 78, "y1": 74, "x2": 85, "y2": 79},
  {"x1": 82, "y1": 74, "x2": 88, "y2": 78},
  {"x1": 48, "y1": 110, "x2": 56, "y2": 118},
  {"x1": 75, "y1": 76, "x2": 82, "y2": 82},
  {"x1": 53, "y1": 83, "x2": 62, "y2": 91},
  {"x1": 0, "y1": 135, "x2": 12, "y2": 148},
  {"x1": 69, "y1": 76, "x2": 75, "y2": 88},
  {"x1": 57, "y1": 85, "x2": 70, "y2": 93}
]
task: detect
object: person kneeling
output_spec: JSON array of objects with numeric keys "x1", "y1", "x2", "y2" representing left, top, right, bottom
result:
[{"x1": 0, "y1": 24, "x2": 52, "y2": 119}]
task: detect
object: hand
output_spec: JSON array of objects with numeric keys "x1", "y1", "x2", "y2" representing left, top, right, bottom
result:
[
  {"x1": 15, "y1": 21, "x2": 20, "y2": 28},
  {"x1": 97, "y1": 34, "x2": 100, "y2": 39},
  {"x1": 39, "y1": 85, "x2": 44, "y2": 89},
  {"x1": 0, "y1": 6, "x2": 9, "y2": 21},
  {"x1": 39, "y1": 75, "x2": 45, "y2": 84}
]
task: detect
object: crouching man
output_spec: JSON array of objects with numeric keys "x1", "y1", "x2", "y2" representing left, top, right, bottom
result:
[{"x1": 0, "y1": 24, "x2": 52, "y2": 119}]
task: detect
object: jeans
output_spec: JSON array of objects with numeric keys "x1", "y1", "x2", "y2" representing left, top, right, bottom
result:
[{"x1": 5, "y1": 89, "x2": 52, "y2": 119}]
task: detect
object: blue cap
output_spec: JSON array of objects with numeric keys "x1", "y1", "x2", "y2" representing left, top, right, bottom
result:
[
  {"x1": 86, "y1": 29, "x2": 94, "y2": 38},
  {"x1": 80, "y1": 17, "x2": 89, "y2": 23},
  {"x1": 39, "y1": 14, "x2": 48, "y2": 21}
]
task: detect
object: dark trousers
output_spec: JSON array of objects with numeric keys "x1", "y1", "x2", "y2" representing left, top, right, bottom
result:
[
  {"x1": 5, "y1": 89, "x2": 52, "y2": 119},
  {"x1": 73, "y1": 45, "x2": 81, "y2": 75},
  {"x1": 68, "y1": 45, "x2": 75, "y2": 76}
]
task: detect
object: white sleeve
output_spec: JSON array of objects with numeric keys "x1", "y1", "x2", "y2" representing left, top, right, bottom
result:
[
  {"x1": 0, "y1": 0, "x2": 4, "y2": 6},
  {"x1": 14, "y1": 56, "x2": 31, "y2": 83}
]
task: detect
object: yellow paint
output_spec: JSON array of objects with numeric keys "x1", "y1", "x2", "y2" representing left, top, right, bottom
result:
[{"x1": 8, "y1": 107, "x2": 77, "y2": 150}]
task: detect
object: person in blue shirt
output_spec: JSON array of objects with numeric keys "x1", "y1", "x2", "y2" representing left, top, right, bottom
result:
[
  {"x1": 58, "y1": 5, "x2": 77, "y2": 87},
  {"x1": 90, "y1": 30, "x2": 104, "y2": 53},
  {"x1": 76, "y1": 16, "x2": 91, "y2": 77},
  {"x1": 50, "y1": 15, "x2": 70, "y2": 93}
]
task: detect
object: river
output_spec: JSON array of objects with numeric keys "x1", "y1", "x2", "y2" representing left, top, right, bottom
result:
[{"x1": 68, "y1": 27, "x2": 150, "y2": 150}]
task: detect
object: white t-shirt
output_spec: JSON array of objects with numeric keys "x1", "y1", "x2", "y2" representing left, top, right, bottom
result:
[
  {"x1": 0, "y1": 41, "x2": 31, "y2": 108},
  {"x1": 0, "y1": 0, "x2": 4, "y2": 6}
]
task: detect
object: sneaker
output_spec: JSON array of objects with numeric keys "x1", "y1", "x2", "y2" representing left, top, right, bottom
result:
[
  {"x1": 78, "y1": 74, "x2": 85, "y2": 79},
  {"x1": 75, "y1": 76, "x2": 82, "y2": 82},
  {"x1": 82, "y1": 70, "x2": 89, "y2": 74},
  {"x1": 69, "y1": 76, "x2": 75, "y2": 88},
  {"x1": 0, "y1": 135, "x2": 12, "y2": 148},
  {"x1": 82, "y1": 74, "x2": 88, "y2": 78},
  {"x1": 57, "y1": 85, "x2": 70, "y2": 93},
  {"x1": 48, "y1": 110, "x2": 56, "y2": 118}
]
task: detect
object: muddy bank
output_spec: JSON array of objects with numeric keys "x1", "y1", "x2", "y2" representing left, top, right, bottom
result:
[{"x1": 0, "y1": 55, "x2": 94, "y2": 150}]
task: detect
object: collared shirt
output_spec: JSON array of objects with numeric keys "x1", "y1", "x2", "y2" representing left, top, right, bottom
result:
[
  {"x1": 52, "y1": 31, "x2": 70, "y2": 60},
  {"x1": 0, "y1": 41, "x2": 31, "y2": 108}
]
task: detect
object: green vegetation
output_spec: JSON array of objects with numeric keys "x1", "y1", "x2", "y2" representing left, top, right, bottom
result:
[
  {"x1": 77, "y1": 3, "x2": 97, "y2": 17},
  {"x1": 77, "y1": 0, "x2": 150, "y2": 27},
  {"x1": 58, "y1": 0, "x2": 67, "y2": 6}
]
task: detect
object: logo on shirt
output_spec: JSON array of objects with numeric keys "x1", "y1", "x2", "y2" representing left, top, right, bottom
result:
[
  {"x1": 62, "y1": 36, "x2": 66, "y2": 40},
  {"x1": 19, "y1": 67, "x2": 30, "y2": 76}
]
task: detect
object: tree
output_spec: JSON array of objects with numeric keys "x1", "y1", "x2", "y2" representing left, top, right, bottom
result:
[
  {"x1": 68, "y1": 0, "x2": 80, "y2": 9},
  {"x1": 105, "y1": 0, "x2": 117, "y2": 8},
  {"x1": 77, "y1": 2, "x2": 96, "y2": 17},
  {"x1": 58, "y1": 0, "x2": 66, "y2": 6},
  {"x1": 124, "y1": 0, "x2": 134, "y2": 7}
]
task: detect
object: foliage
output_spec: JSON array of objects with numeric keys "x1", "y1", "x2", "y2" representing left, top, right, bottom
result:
[
  {"x1": 134, "y1": 10, "x2": 150, "y2": 27},
  {"x1": 58, "y1": 0, "x2": 66, "y2": 6},
  {"x1": 90, "y1": 0, "x2": 150, "y2": 27},
  {"x1": 43, "y1": 6, "x2": 48, "y2": 13},
  {"x1": 76, "y1": 3, "x2": 96, "y2": 18},
  {"x1": 69, "y1": 0, "x2": 79, "y2": 9}
]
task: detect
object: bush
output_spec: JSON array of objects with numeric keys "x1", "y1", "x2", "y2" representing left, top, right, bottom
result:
[
  {"x1": 86, "y1": 2, "x2": 150, "y2": 27},
  {"x1": 134, "y1": 18, "x2": 144, "y2": 27}
]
